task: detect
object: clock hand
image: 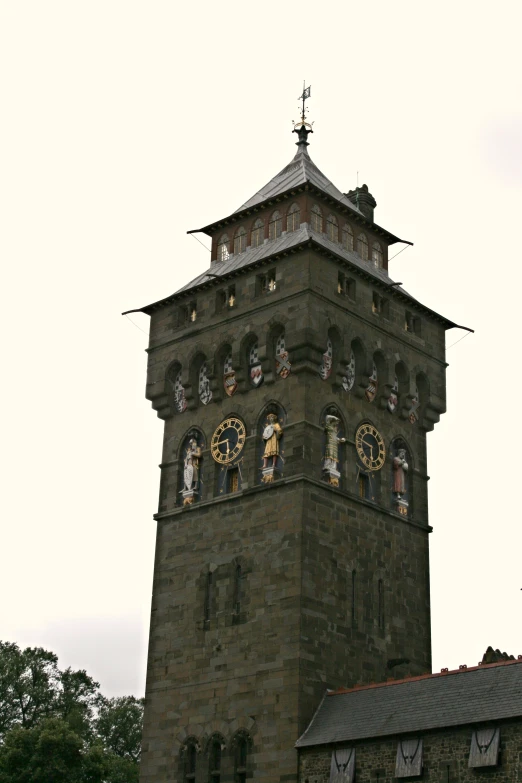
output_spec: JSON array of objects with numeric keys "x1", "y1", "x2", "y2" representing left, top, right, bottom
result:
[{"x1": 216, "y1": 438, "x2": 229, "y2": 446}]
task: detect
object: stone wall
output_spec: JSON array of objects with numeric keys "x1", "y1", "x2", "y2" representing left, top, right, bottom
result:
[
  {"x1": 298, "y1": 719, "x2": 522, "y2": 782},
  {"x1": 139, "y1": 246, "x2": 448, "y2": 782}
]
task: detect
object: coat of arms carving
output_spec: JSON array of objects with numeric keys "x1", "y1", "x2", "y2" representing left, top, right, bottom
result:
[
  {"x1": 365, "y1": 363, "x2": 378, "y2": 403},
  {"x1": 249, "y1": 343, "x2": 263, "y2": 387},
  {"x1": 223, "y1": 353, "x2": 237, "y2": 397},
  {"x1": 275, "y1": 333, "x2": 291, "y2": 378},
  {"x1": 198, "y1": 362, "x2": 212, "y2": 405},
  {"x1": 319, "y1": 339, "x2": 333, "y2": 380}
]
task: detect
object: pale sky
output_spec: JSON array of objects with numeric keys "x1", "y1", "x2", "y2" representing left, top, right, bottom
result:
[{"x1": 2, "y1": 1, "x2": 521, "y2": 699}]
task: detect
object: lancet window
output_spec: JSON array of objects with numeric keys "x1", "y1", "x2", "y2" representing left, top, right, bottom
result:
[
  {"x1": 234, "y1": 227, "x2": 247, "y2": 255},
  {"x1": 311, "y1": 204, "x2": 323, "y2": 233},
  {"x1": 287, "y1": 203, "x2": 300, "y2": 232},
  {"x1": 217, "y1": 234, "x2": 230, "y2": 262},
  {"x1": 268, "y1": 210, "x2": 282, "y2": 240},
  {"x1": 251, "y1": 219, "x2": 264, "y2": 248},
  {"x1": 357, "y1": 233, "x2": 368, "y2": 261},
  {"x1": 326, "y1": 214, "x2": 338, "y2": 243}
]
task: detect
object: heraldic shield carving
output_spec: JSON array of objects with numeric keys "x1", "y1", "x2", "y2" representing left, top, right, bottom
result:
[
  {"x1": 198, "y1": 362, "x2": 212, "y2": 405},
  {"x1": 387, "y1": 374, "x2": 399, "y2": 413},
  {"x1": 319, "y1": 338, "x2": 333, "y2": 380},
  {"x1": 408, "y1": 386, "x2": 420, "y2": 424},
  {"x1": 342, "y1": 350, "x2": 355, "y2": 392},
  {"x1": 275, "y1": 332, "x2": 291, "y2": 379},
  {"x1": 365, "y1": 363, "x2": 378, "y2": 403},
  {"x1": 172, "y1": 369, "x2": 187, "y2": 414},
  {"x1": 223, "y1": 353, "x2": 237, "y2": 397},
  {"x1": 249, "y1": 342, "x2": 264, "y2": 387}
]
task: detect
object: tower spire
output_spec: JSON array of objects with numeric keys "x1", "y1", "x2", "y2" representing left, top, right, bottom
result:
[{"x1": 293, "y1": 82, "x2": 313, "y2": 148}]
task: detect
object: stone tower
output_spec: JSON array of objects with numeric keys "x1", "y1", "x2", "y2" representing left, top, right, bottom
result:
[{"x1": 130, "y1": 113, "x2": 460, "y2": 783}]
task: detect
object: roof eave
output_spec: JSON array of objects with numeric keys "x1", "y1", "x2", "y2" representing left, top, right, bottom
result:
[{"x1": 123, "y1": 238, "x2": 467, "y2": 331}]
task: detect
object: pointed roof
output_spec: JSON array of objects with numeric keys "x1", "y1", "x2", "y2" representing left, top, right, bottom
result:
[
  {"x1": 187, "y1": 125, "x2": 404, "y2": 243},
  {"x1": 233, "y1": 127, "x2": 363, "y2": 216}
]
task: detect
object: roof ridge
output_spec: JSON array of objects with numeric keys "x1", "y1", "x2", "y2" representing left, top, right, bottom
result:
[{"x1": 328, "y1": 658, "x2": 522, "y2": 696}]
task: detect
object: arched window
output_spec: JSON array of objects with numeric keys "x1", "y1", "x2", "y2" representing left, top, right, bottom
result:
[
  {"x1": 372, "y1": 241, "x2": 383, "y2": 268},
  {"x1": 268, "y1": 211, "x2": 282, "y2": 240},
  {"x1": 234, "y1": 735, "x2": 248, "y2": 783},
  {"x1": 184, "y1": 742, "x2": 197, "y2": 783},
  {"x1": 208, "y1": 738, "x2": 221, "y2": 783},
  {"x1": 357, "y1": 233, "x2": 368, "y2": 261},
  {"x1": 251, "y1": 219, "x2": 264, "y2": 248},
  {"x1": 234, "y1": 227, "x2": 246, "y2": 255},
  {"x1": 342, "y1": 223, "x2": 354, "y2": 252},
  {"x1": 287, "y1": 203, "x2": 300, "y2": 232},
  {"x1": 217, "y1": 234, "x2": 229, "y2": 262},
  {"x1": 310, "y1": 204, "x2": 323, "y2": 233},
  {"x1": 326, "y1": 214, "x2": 338, "y2": 243}
]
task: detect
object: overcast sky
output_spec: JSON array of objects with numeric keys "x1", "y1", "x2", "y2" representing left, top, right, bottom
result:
[{"x1": 2, "y1": 1, "x2": 521, "y2": 698}]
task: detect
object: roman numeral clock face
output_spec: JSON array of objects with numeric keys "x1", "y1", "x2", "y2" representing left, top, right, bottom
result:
[
  {"x1": 355, "y1": 423, "x2": 386, "y2": 471},
  {"x1": 211, "y1": 417, "x2": 246, "y2": 464}
]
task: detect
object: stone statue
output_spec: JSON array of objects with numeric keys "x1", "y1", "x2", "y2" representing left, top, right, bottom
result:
[
  {"x1": 323, "y1": 415, "x2": 346, "y2": 486},
  {"x1": 183, "y1": 437, "x2": 202, "y2": 505},
  {"x1": 392, "y1": 448, "x2": 408, "y2": 496},
  {"x1": 261, "y1": 414, "x2": 283, "y2": 482}
]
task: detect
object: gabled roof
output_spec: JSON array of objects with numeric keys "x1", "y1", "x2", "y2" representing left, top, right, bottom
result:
[
  {"x1": 295, "y1": 659, "x2": 522, "y2": 748},
  {"x1": 233, "y1": 141, "x2": 363, "y2": 216}
]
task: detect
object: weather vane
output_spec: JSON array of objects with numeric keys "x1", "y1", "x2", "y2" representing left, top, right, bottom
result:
[{"x1": 293, "y1": 81, "x2": 313, "y2": 131}]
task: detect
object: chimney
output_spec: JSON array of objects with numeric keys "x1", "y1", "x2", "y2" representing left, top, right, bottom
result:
[{"x1": 346, "y1": 184, "x2": 377, "y2": 223}]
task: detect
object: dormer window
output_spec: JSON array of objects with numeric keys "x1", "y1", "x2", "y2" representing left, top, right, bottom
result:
[
  {"x1": 251, "y1": 219, "x2": 264, "y2": 248},
  {"x1": 311, "y1": 204, "x2": 323, "y2": 233},
  {"x1": 217, "y1": 234, "x2": 230, "y2": 262},
  {"x1": 268, "y1": 211, "x2": 282, "y2": 240}
]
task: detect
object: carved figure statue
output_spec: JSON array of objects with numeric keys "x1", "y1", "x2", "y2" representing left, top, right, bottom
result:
[
  {"x1": 392, "y1": 448, "x2": 408, "y2": 496},
  {"x1": 183, "y1": 438, "x2": 202, "y2": 503},
  {"x1": 262, "y1": 414, "x2": 283, "y2": 469},
  {"x1": 323, "y1": 415, "x2": 346, "y2": 486}
]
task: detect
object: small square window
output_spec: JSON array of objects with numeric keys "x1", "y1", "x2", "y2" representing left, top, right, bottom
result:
[
  {"x1": 405, "y1": 311, "x2": 421, "y2": 336},
  {"x1": 257, "y1": 270, "x2": 277, "y2": 295}
]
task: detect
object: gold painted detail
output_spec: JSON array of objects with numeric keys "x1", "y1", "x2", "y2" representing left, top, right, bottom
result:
[
  {"x1": 355, "y1": 423, "x2": 386, "y2": 471},
  {"x1": 211, "y1": 417, "x2": 246, "y2": 464}
]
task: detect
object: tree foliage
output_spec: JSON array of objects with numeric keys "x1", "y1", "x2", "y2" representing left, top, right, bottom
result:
[{"x1": 0, "y1": 642, "x2": 143, "y2": 783}]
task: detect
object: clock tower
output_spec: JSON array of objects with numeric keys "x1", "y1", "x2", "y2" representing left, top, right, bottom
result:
[{"x1": 129, "y1": 101, "x2": 462, "y2": 783}]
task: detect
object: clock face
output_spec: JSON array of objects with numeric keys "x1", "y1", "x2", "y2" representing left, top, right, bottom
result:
[
  {"x1": 355, "y1": 423, "x2": 386, "y2": 472},
  {"x1": 211, "y1": 417, "x2": 246, "y2": 464}
]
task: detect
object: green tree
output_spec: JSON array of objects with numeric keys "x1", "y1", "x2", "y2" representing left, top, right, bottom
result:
[
  {"x1": 95, "y1": 695, "x2": 144, "y2": 763},
  {"x1": 0, "y1": 642, "x2": 100, "y2": 741},
  {"x1": 0, "y1": 641, "x2": 143, "y2": 782},
  {"x1": 0, "y1": 718, "x2": 83, "y2": 783}
]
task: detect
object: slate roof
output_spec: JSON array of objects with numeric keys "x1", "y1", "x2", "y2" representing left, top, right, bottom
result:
[
  {"x1": 126, "y1": 225, "x2": 460, "y2": 329},
  {"x1": 188, "y1": 134, "x2": 404, "y2": 246},
  {"x1": 233, "y1": 142, "x2": 364, "y2": 216},
  {"x1": 295, "y1": 660, "x2": 522, "y2": 747}
]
